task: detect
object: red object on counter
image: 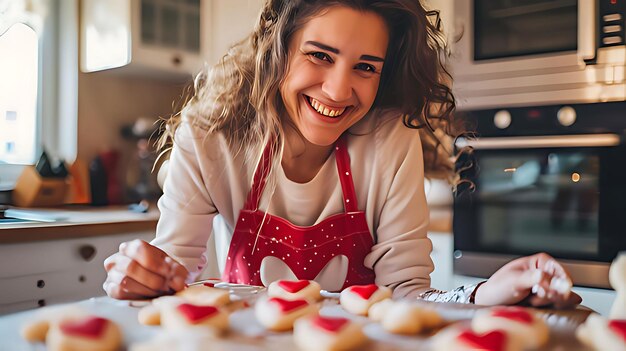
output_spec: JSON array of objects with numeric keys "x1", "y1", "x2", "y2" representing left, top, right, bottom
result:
[
  {"x1": 491, "y1": 307, "x2": 534, "y2": 324},
  {"x1": 458, "y1": 330, "x2": 506, "y2": 351},
  {"x1": 311, "y1": 316, "x2": 349, "y2": 333},
  {"x1": 98, "y1": 150, "x2": 122, "y2": 205},
  {"x1": 59, "y1": 317, "x2": 108, "y2": 339},
  {"x1": 278, "y1": 280, "x2": 310, "y2": 293},
  {"x1": 609, "y1": 320, "x2": 626, "y2": 341},
  {"x1": 268, "y1": 297, "x2": 308, "y2": 313},
  {"x1": 176, "y1": 304, "x2": 218, "y2": 323},
  {"x1": 349, "y1": 284, "x2": 379, "y2": 299}
]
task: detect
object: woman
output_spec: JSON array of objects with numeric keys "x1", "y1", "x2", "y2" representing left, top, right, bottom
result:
[{"x1": 104, "y1": 0, "x2": 581, "y2": 308}]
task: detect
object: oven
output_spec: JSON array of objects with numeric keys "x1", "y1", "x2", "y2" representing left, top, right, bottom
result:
[
  {"x1": 453, "y1": 101, "x2": 626, "y2": 293},
  {"x1": 452, "y1": 0, "x2": 626, "y2": 109}
]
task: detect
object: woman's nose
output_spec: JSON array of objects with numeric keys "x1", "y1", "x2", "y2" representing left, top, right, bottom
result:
[{"x1": 321, "y1": 67, "x2": 352, "y2": 102}]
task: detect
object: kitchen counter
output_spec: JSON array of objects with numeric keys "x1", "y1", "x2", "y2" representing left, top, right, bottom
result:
[
  {"x1": 0, "y1": 294, "x2": 595, "y2": 350},
  {"x1": 0, "y1": 206, "x2": 159, "y2": 244}
]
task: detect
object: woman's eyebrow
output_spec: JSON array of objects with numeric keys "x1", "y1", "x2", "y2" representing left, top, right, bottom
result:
[{"x1": 304, "y1": 40, "x2": 385, "y2": 62}]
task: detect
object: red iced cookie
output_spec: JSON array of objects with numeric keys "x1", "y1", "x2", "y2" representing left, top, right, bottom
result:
[
  {"x1": 350, "y1": 284, "x2": 378, "y2": 299},
  {"x1": 492, "y1": 307, "x2": 533, "y2": 324},
  {"x1": 458, "y1": 330, "x2": 506, "y2": 351},
  {"x1": 609, "y1": 320, "x2": 626, "y2": 341},
  {"x1": 312, "y1": 316, "x2": 349, "y2": 333},
  {"x1": 269, "y1": 297, "x2": 309, "y2": 313},
  {"x1": 177, "y1": 303, "x2": 219, "y2": 323},
  {"x1": 59, "y1": 317, "x2": 108, "y2": 339},
  {"x1": 278, "y1": 280, "x2": 310, "y2": 293}
]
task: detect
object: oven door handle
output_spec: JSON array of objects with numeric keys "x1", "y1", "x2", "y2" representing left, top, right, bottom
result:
[
  {"x1": 578, "y1": 0, "x2": 597, "y2": 64},
  {"x1": 456, "y1": 134, "x2": 621, "y2": 149}
]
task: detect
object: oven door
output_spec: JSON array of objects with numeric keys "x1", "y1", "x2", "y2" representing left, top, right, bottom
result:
[
  {"x1": 452, "y1": 0, "x2": 626, "y2": 110},
  {"x1": 453, "y1": 134, "x2": 626, "y2": 288}
]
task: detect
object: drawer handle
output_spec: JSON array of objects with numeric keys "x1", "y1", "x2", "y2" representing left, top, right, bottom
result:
[{"x1": 79, "y1": 245, "x2": 97, "y2": 262}]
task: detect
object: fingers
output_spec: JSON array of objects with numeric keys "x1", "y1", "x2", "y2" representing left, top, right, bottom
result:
[
  {"x1": 119, "y1": 240, "x2": 172, "y2": 277},
  {"x1": 112, "y1": 254, "x2": 169, "y2": 292},
  {"x1": 105, "y1": 269, "x2": 162, "y2": 298}
]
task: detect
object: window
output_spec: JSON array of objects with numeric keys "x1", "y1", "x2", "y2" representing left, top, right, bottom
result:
[
  {"x1": 0, "y1": 23, "x2": 39, "y2": 165},
  {"x1": 0, "y1": 0, "x2": 78, "y2": 191}
]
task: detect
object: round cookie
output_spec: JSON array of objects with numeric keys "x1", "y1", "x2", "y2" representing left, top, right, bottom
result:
[
  {"x1": 255, "y1": 297, "x2": 319, "y2": 331},
  {"x1": 160, "y1": 302, "x2": 229, "y2": 333},
  {"x1": 381, "y1": 300, "x2": 444, "y2": 334},
  {"x1": 137, "y1": 296, "x2": 183, "y2": 326},
  {"x1": 433, "y1": 326, "x2": 523, "y2": 351},
  {"x1": 293, "y1": 315, "x2": 367, "y2": 351},
  {"x1": 267, "y1": 280, "x2": 322, "y2": 302},
  {"x1": 368, "y1": 298, "x2": 394, "y2": 322},
  {"x1": 176, "y1": 283, "x2": 231, "y2": 306},
  {"x1": 576, "y1": 314, "x2": 626, "y2": 351},
  {"x1": 472, "y1": 306, "x2": 549, "y2": 349},
  {"x1": 21, "y1": 305, "x2": 89, "y2": 343},
  {"x1": 340, "y1": 284, "x2": 392, "y2": 316},
  {"x1": 46, "y1": 316, "x2": 122, "y2": 351}
]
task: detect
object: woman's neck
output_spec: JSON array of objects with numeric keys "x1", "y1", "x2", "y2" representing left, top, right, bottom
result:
[{"x1": 281, "y1": 122, "x2": 334, "y2": 184}]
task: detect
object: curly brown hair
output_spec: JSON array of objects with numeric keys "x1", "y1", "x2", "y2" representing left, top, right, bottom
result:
[{"x1": 159, "y1": 0, "x2": 460, "y2": 185}]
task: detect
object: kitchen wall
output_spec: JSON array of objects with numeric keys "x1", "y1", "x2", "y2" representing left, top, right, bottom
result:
[{"x1": 75, "y1": 0, "x2": 262, "y2": 182}]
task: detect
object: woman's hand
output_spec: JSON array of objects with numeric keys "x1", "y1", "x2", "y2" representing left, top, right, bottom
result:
[
  {"x1": 103, "y1": 239, "x2": 189, "y2": 300},
  {"x1": 474, "y1": 252, "x2": 582, "y2": 308}
]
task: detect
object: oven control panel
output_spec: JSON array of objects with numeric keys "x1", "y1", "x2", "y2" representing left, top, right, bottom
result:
[{"x1": 600, "y1": 0, "x2": 626, "y2": 47}]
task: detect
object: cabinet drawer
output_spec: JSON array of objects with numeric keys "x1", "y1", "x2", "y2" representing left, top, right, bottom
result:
[{"x1": 0, "y1": 232, "x2": 154, "y2": 279}]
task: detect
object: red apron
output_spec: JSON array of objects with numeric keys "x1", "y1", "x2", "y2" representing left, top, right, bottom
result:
[{"x1": 221, "y1": 136, "x2": 375, "y2": 290}]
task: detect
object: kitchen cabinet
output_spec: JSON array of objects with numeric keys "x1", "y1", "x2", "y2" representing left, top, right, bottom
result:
[
  {"x1": 0, "y1": 232, "x2": 155, "y2": 315},
  {"x1": 81, "y1": 0, "x2": 208, "y2": 79},
  {"x1": 80, "y1": 0, "x2": 264, "y2": 80}
]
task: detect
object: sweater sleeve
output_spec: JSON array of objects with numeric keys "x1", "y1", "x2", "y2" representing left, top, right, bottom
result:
[
  {"x1": 151, "y1": 121, "x2": 218, "y2": 281},
  {"x1": 364, "y1": 120, "x2": 435, "y2": 298}
]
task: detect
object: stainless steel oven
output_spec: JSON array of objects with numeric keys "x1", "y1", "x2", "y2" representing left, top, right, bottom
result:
[
  {"x1": 452, "y1": 0, "x2": 626, "y2": 109},
  {"x1": 453, "y1": 101, "x2": 626, "y2": 290}
]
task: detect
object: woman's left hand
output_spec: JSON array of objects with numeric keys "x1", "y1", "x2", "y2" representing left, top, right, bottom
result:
[{"x1": 473, "y1": 252, "x2": 582, "y2": 308}]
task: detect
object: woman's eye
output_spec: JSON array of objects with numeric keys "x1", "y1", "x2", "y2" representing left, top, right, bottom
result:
[
  {"x1": 309, "y1": 52, "x2": 331, "y2": 62},
  {"x1": 355, "y1": 63, "x2": 377, "y2": 73}
]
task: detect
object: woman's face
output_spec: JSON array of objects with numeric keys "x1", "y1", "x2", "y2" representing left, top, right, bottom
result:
[{"x1": 280, "y1": 6, "x2": 389, "y2": 146}]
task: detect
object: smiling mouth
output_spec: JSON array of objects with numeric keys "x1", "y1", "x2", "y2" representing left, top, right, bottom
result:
[{"x1": 305, "y1": 96, "x2": 349, "y2": 118}]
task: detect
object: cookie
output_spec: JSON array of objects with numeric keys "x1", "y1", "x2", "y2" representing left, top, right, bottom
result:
[
  {"x1": 293, "y1": 315, "x2": 367, "y2": 351},
  {"x1": 472, "y1": 306, "x2": 549, "y2": 349},
  {"x1": 176, "y1": 283, "x2": 231, "y2": 306},
  {"x1": 339, "y1": 284, "x2": 392, "y2": 316},
  {"x1": 21, "y1": 305, "x2": 88, "y2": 343},
  {"x1": 368, "y1": 298, "x2": 394, "y2": 322},
  {"x1": 267, "y1": 280, "x2": 322, "y2": 302},
  {"x1": 576, "y1": 314, "x2": 626, "y2": 351},
  {"x1": 130, "y1": 328, "x2": 215, "y2": 351},
  {"x1": 433, "y1": 326, "x2": 523, "y2": 351},
  {"x1": 255, "y1": 297, "x2": 319, "y2": 331},
  {"x1": 160, "y1": 302, "x2": 229, "y2": 333},
  {"x1": 46, "y1": 316, "x2": 122, "y2": 351},
  {"x1": 381, "y1": 300, "x2": 444, "y2": 334}
]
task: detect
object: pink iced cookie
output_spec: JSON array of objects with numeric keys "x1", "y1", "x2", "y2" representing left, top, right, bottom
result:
[
  {"x1": 46, "y1": 316, "x2": 122, "y2": 351},
  {"x1": 255, "y1": 297, "x2": 319, "y2": 331},
  {"x1": 577, "y1": 314, "x2": 626, "y2": 351},
  {"x1": 472, "y1": 306, "x2": 549, "y2": 349},
  {"x1": 293, "y1": 315, "x2": 367, "y2": 351},
  {"x1": 339, "y1": 284, "x2": 392, "y2": 316},
  {"x1": 267, "y1": 280, "x2": 322, "y2": 302}
]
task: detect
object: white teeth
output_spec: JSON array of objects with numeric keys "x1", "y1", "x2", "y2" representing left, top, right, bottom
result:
[{"x1": 308, "y1": 97, "x2": 346, "y2": 117}]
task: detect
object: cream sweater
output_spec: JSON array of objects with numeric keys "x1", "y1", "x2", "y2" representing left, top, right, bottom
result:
[{"x1": 152, "y1": 112, "x2": 434, "y2": 298}]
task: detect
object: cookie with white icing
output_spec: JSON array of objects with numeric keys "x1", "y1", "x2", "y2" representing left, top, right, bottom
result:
[
  {"x1": 46, "y1": 316, "x2": 122, "y2": 351},
  {"x1": 472, "y1": 306, "x2": 549, "y2": 349},
  {"x1": 340, "y1": 284, "x2": 392, "y2": 316},
  {"x1": 433, "y1": 326, "x2": 523, "y2": 351},
  {"x1": 255, "y1": 296, "x2": 319, "y2": 331},
  {"x1": 176, "y1": 283, "x2": 231, "y2": 306},
  {"x1": 160, "y1": 302, "x2": 229, "y2": 333},
  {"x1": 293, "y1": 315, "x2": 367, "y2": 351},
  {"x1": 368, "y1": 298, "x2": 394, "y2": 322},
  {"x1": 267, "y1": 280, "x2": 322, "y2": 302},
  {"x1": 381, "y1": 300, "x2": 444, "y2": 334},
  {"x1": 577, "y1": 313, "x2": 626, "y2": 351}
]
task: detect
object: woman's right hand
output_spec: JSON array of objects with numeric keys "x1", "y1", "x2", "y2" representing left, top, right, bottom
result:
[{"x1": 103, "y1": 239, "x2": 189, "y2": 300}]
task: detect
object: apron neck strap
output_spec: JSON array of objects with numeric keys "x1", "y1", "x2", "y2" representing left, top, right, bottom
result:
[{"x1": 243, "y1": 135, "x2": 358, "y2": 213}]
